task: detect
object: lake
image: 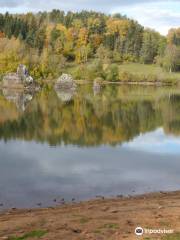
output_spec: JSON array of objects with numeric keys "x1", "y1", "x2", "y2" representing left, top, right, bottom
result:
[{"x1": 0, "y1": 85, "x2": 180, "y2": 209}]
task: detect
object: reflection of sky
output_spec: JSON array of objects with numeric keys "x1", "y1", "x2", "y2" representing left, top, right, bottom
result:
[
  {"x1": 0, "y1": 129, "x2": 180, "y2": 209},
  {"x1": 123, "y1": 128, "x2": 180, "y2": 155}
]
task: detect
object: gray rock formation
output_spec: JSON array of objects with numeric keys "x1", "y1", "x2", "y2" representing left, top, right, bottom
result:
[
  {"x1": 17, "y1": 64, "x2": 28, "y2": 79},
  {"x1": 55, "y1": 74, "x2": 76, "y2": 90},
  {"x1": 3, "y1": 73, "x2": 22, "y2": 86},
  {"x1": 3, "y1": 64, "x2": 34, "y2": 88}
]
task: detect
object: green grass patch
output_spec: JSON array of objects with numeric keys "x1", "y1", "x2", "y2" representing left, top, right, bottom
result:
[
  {"x1": 65, "y1": 61, "x2": 180, "y2": 84},
  {"x1": 102, "y1": 223, "x2": 119, "y2": 229},
  {"x1": 118, "y1": 63, "x2": 180, "y2": 84},
  {"x1": 162, "y1": 233, "x2": 180, "y2": 240},
  {"x1": 93, "y1": 229, "x2": 102, "y2": 234},
  {"x1": 9, "y1": 230, "x2": 47, "y2": 240}
]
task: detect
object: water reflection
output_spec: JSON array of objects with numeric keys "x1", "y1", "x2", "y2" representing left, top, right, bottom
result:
[
  {"x1": 0, "y1": 85, "x2": 180, "y2": 145},
  {"x1": 55, "y1": 88, "x2": 76, "y2": 102},
  {"x1": 123, "y1": 128, "x2": 180, "y2": 155},
  {"x1": 0, "y1": 134, "x2": 180, "y2": 209},
  {"x1": 2, "y1": 88, "x2": 34, "y2": 112},
  {"x1": 0, "y1": 85, "x2": 180, "y2": 208}
]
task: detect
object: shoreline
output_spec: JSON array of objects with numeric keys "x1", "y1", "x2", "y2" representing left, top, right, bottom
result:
[
  {"x1": 1, "y1": 191, "x2": 180, "y2": 239},
  {"x1": 0, "y1": 80, "x2": 177, "y2": 91}
]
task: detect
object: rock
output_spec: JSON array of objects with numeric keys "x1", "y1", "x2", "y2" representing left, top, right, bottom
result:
[
  {"x1": 55, "y1": 74, "x2": 77, "y2": 102},
  {"x1": 25, "y1": 76, "x2": 34, "y2": 84},
  {"x1": 3, "y1": 73, "x2": 22, "y2": 87},
  {"x1": 17, "y1": 64, "x2": 28, "y2": 80},
  {"x1": 3, "y1": 64, "x2": 34, "y2": 88},
  {"x1": 72, "y1": 228, "x2": 82, "y2": 234},
  {"x1": 55, "y1": 74, "x2": 76, "y2": 90}
]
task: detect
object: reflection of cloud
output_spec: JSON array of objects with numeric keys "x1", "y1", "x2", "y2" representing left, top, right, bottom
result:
[
  {"x1": 1, "y1": 137, "x2": 180, "y2": 208},
  {"x1": 123, "y1": 128, "x2": 180, "y2": 155}
]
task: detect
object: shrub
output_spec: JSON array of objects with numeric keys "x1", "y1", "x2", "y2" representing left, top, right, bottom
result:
[{"x1": 105, "y1": 64, "x2": 119, "y2": 81}]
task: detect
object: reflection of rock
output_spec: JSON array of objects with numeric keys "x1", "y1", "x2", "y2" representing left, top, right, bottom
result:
[
  {"x1": 55, "y1": 89, "x2": 76, "y2": 102},
  {"x1": 93, "y1": 79, "x2": 101, "y2": 95},
  {"x1": 55, "y1": 74, "x2": 77, "y2": 90},
  {"x1": 3, "y1": 64, "x2": 34, "y2": 88},
  {"x1": 2, "y1": 88, "x2": 33, "y2": 112}
]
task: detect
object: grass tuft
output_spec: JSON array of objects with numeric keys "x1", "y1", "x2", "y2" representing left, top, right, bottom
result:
[{"x1": 9, "y1": 230, "x2": 47, "y2": 240}]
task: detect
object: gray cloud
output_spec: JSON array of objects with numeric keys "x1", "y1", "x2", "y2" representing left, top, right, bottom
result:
[
  {"x1": 0, "y1": 0, "x2": 22, "y2": 8},
  {"x1": 0, "y1": 0, "x2": 178, "y2": 12}
]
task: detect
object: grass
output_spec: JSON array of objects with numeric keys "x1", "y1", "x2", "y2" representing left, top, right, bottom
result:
[
  {"x1": 162, "y1": 233, "x2": 180, "y2": 240},
  {"x1": 8, "y1": 230, "x2": 47, "y2": 240},
  {"x1": 66, "y1": 61, "x2": 180, "y2": 84},
  {"x1": 102, "y1": 223, "x2": 119, "y2": 229},
  {"x1": 118, "y1": 63, "x2": 180, "y2": 83}
]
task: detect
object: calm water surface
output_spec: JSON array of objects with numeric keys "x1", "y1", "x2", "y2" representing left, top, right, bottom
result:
[{"x1": 0, "y1": 85, "x2": 180, "y2": 209}]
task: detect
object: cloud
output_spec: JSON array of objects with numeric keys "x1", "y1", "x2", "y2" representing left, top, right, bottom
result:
[
  {"x1": 116, "y1": 1, "x2": 180, "y2": 35},
  {"x1": 0, "y1": 0, "x2": 178, "y2": 11},
  {"x1": 0, "y1": 0, "x2": 22, "y2": 8}
]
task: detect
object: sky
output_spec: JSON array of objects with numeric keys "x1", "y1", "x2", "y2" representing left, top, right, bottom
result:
[{"x1": 0, "y1": 0, "x2": 179, "y2": 35}]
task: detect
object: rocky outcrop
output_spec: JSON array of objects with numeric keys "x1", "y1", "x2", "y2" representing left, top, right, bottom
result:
[
  {"x1": 2, "y1": 65, "x2": 34, "y2": 88},
  {"x1": 54, "y1": 74, "x2": 77, "y2": 102},
  {"x1": 55, "y1": 74, "x2": 77, "y2": 90}
]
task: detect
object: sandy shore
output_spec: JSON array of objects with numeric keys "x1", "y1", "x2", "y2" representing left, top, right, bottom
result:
[{"x1": 0, "y1": 191, "x2": 180, "y2": 240}]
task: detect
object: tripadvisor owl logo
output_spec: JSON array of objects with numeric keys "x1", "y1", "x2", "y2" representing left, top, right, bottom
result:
[{"x1": 135, "y1": 227, "x2": 144, "y2": 236}]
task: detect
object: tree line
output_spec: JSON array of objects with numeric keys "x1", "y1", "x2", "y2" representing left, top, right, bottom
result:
[{"x1": 0, "y1": 10, "x2": 179, "y2": 79}]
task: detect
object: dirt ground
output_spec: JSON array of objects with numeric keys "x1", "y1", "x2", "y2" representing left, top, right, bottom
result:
[{"x1": 0, "y1": 191, "x2": 180, "y2": 240}]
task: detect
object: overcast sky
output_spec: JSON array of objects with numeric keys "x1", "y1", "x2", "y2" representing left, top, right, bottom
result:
[{"x1": 0, "y1": 0, "x2": 179, "y2": 35}]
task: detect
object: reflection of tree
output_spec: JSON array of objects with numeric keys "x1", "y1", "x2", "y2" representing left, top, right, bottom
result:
[
  {"x1": 160, "y1": 95, "x2": 180, "y2": 136},
  {"x1": 0, "y1": 86, "x2": 180, "y2": 146}
]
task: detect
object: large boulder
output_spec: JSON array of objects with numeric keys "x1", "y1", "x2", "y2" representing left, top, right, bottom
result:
[
  {"x1": 55, "y1": 74, "x2": 77, "y2": 90},
  {"x1": 3, "y1": 73, "x2": 22, "y2": 87},
  {"x1": 17, "y1": 64, "x2": 28, "y2": 79},
  {"x1": 3, "y1": 65, "x2": 34, "y2": 88}
]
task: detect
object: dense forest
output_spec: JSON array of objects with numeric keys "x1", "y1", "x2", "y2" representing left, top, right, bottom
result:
[{"x1": 0, "y1": 10, "x2": 180, "y2": 81}]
